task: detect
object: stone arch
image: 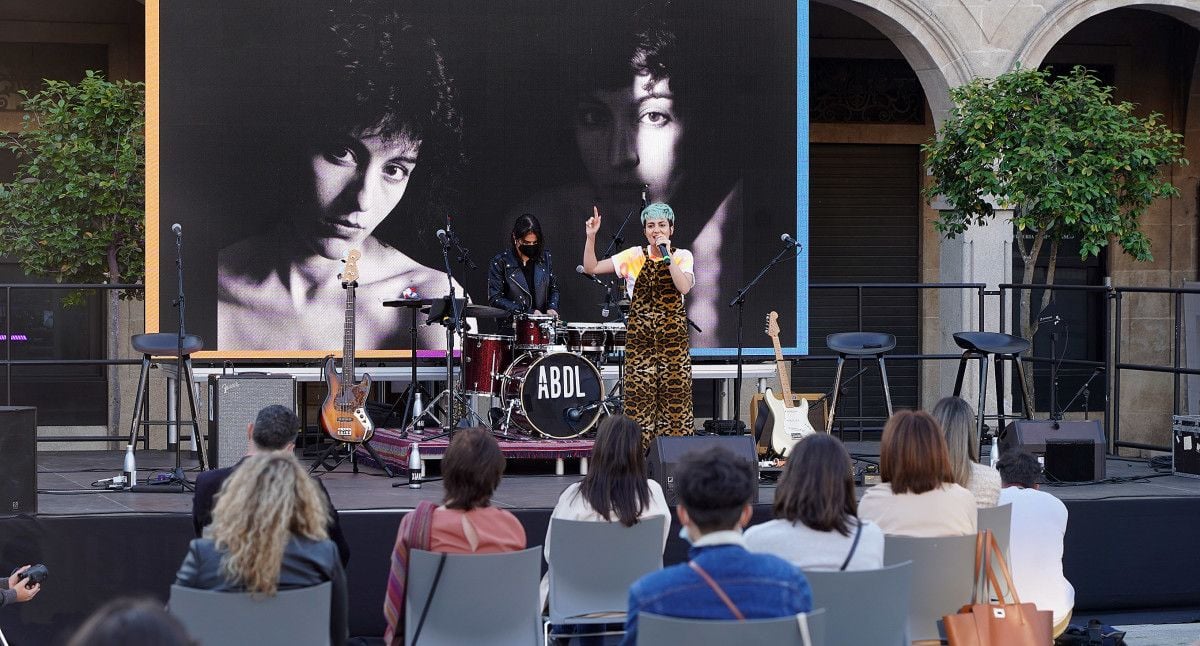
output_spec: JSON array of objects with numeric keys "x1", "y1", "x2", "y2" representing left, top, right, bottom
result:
[
  {"x1": 1016, "y1": 0, "x2": 1200, "y2": 69},
  {"x1": 814, "y1": 0, "x2": 973, "y2": 124}
]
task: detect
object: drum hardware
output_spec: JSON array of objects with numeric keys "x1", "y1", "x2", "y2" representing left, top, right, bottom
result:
[{"x1": 380, "y1": 298, "x2": 439, "y2": 436}]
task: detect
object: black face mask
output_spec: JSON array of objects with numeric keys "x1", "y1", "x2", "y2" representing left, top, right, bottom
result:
[{"x1": 518, "y1": 242, "x2": 542, "y2": 259}]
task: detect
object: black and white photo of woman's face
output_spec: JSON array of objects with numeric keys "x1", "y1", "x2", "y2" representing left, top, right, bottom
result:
[
  {"x1": 295, "y1": 127, "x2": 422, "y2": 260},
  {"x1": 573, "y1": 73, "x2": 685, "y2": 207}
]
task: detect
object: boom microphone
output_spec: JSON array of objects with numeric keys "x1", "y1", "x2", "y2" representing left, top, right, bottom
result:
[
  {"x1": 575, "y1": 265, "x2": 605, "y2": 285},
  {"x1": 436, "y1": 229, "x2": 449, "y2": 245},
  {"x1": 171, "y1": 223, "x2": 182, "y2": 236},
  {"x1": 780, "y1": 233, "x2": 801, "y2": 248}
]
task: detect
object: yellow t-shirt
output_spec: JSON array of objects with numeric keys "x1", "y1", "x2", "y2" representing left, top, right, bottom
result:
[{"x1": 610, "y1": 246, "x2": 695, "y2": 298}]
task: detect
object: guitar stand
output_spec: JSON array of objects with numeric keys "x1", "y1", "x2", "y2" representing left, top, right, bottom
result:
[{"x1": 309, "y1": 439, "x2": 394, "y2": 477}]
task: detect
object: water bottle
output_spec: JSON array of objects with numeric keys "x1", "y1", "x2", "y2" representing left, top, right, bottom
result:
[
  {"x1": 412, "y1": 391, "x2": 426, "y2": 430},
  {"x1": 989, "y1": 434, "x2": 999, "y2": 468},
  {"x1": 408, "y1": 443, "x2": 423, "y2": 489},
  {"x1": 123, "y1": 444, "x2": 137, "y2": 488}
]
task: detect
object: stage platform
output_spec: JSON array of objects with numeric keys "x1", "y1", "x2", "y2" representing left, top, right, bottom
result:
[{"x1": 3, "y1": 445, "x2": 1198, "y2": 642}]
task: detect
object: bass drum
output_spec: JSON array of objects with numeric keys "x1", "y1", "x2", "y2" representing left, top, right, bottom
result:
[{"x1": 502, "y1": 352, "x2": 603, "y2": 438}]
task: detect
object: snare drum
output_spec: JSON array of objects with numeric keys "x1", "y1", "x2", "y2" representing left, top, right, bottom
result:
[
  {"x1": 561, "y1": 322, "x2": 609, "y2": 358},
  {"x1": 501, "y1": 352, "x2": 603, "y2": 438},
  {"x1": 514, "y1": 313, "x2": 558, "y2": 351},
  {"x1": 462, "y1": 333, "x2": 513, "y2": 396}
]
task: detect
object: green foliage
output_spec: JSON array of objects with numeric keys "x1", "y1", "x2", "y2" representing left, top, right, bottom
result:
[
  {"x1": 923, "y1": 66, "x2": 1186, "y2": 262},
  {"x1": 0, "y1": 71, "x2": 145, "y2": 301}
]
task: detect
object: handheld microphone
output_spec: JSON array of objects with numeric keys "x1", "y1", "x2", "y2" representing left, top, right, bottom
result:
[
  {"x1": 657, "y1": 242, "x2": 671, "y2": 262},
  {"x1": 436, "y1": 229, "x2": 449, "y2": 245},
  {"x1": 171, "y1": 223, "x2": 182, "y2": 236},
  {"x1": 575, "y1": 265, "x2": 605, "y2": 285},
  {"x1": 780, "y1": 233, "x2": 801, "y2": 249}
]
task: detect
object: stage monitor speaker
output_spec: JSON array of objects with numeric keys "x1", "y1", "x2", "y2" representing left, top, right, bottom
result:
[
  {"x1": 1000, "y1": 419, "x2": 1105, "y2": 481},
  {"x1": 0, "y1": 406, "x2": 37, "y2": 516},
  {"x1": 208, "y1": 374, "x2": 296, "y2": 468},
  {"x1": 647, "y1": 435, "x2": 759, "y2": 506},
  {"x1": 1044, "y1": 439, "x2": 1100, "y2": 483}
]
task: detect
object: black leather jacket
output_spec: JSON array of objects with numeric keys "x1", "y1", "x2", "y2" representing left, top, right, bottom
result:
[
  {"x1": 487, "y1": 247, "x2": 560, "y2": 322},
  {"x1": 175, "y1": 536, "x2": 348, "y2": 646}
]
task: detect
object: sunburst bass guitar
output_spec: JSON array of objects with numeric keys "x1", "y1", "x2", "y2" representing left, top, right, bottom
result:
[{"x1": 320, "y1": 249, "x2": 374, "y2": 443}]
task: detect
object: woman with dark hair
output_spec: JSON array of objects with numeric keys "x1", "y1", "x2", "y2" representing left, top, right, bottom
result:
[
  {"x1": 488, "y1": 213, "x2": 561, "y2": 334},
  {"x1": 744, "y1": 434, "x2": 884, "y2": 570},
  {"x1": 542, "y1": 415, "x2": 669, "y2": 590},
  {"x1": 67, "y1": 598, "x2": 194, "y2": 646},
  {"x1": 382, "y1": 428, "x2": 526, "y2": 646},
  {"x1": 858, "y1": 410, "x2": 977, "y2": 537},
  {"x1": 217, "y1": 0, "x2": 470, "y2": 351},
  {"x1": 931, "y1": 396, "x2": 1002, "y2": 507}
]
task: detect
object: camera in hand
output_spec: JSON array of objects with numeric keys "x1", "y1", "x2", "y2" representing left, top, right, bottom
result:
[{"x1": 17, "y1": 564, "x2": 48, "y2": 588}]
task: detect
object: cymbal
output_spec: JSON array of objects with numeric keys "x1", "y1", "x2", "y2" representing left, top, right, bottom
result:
[{"x1": 418, "y1": 303, "x2": 509, "y2": 319}]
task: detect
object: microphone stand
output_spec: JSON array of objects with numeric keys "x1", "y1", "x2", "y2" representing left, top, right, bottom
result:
[{"x1": 728, "y1": 241, "x2": 800, "y2": 425}]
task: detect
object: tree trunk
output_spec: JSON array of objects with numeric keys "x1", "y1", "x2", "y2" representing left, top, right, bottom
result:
[{"x1": 1018, "y1": 229, "x2": 1047, "y2": 412}]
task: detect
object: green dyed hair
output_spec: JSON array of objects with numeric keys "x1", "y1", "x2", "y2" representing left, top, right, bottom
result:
[{"x1": 640, "y1": 202, "x2": 675, "y2": 225}]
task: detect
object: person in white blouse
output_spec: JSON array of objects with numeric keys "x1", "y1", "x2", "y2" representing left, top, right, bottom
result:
[
  {"x1": 996, "y1": 449, "x2": 1075, "y2": 637},
  {"x1": 542, "y1": 415, "x2": 670, "y2": 610},
  {"x1": 858, "y1": 410, "x2": 978, "y2": 537},
  {"x1": 745, "y1": 433, "x2": 884, "y2": 571},
  {"x1": 931, "y1": 396, "x2": 1002, "y2": 507}
]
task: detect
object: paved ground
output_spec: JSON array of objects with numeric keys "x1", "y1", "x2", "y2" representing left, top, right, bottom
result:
[{"x1": 1118, "y1": 623, "x2": 1200, "y2": 645}]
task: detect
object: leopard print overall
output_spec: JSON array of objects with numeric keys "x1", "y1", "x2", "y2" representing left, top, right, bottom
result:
[{"x1": 625, "y1": 248, "x2": 694, "y2": 451}]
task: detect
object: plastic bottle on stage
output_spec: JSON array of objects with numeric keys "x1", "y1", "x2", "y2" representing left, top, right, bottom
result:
[
  {"x1": 123, "y1": 444, "x2": 137, "y2": 488},
  {"x1": 408, "y1": 443, "x2": 423, "y2": 489},
  {"x1": 989, "y1": 435, "x2": 999, "y2": 468}
]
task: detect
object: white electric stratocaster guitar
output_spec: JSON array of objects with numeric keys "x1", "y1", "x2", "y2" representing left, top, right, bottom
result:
[{"x1": 763, "y1": 311, "x2": 816, "y2": 457}]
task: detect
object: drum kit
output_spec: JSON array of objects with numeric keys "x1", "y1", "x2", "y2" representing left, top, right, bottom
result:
[{"x1": 461, "y1": 314, "x2": 626, "y2": 439}]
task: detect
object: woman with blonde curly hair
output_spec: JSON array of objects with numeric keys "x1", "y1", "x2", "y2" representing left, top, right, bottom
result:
[{"x1": 174, "y1": 452, "x2": 348, "y2": 645}]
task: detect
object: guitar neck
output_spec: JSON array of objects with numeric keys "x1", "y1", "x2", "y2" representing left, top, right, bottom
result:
[
  {"x1": 771, "y1": 336, "x2": 794, "y2": 402},
  {"x1": 343, "y1": 283, "x2": 356, "y2": 384}
]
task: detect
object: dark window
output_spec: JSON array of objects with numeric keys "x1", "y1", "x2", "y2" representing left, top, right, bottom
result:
[
  {"x1": 811, "y1": 58, "x2": 925, "y2": 124},
  {"x1": 0, "y1": 263, "x2": 108, "y2": 425}
]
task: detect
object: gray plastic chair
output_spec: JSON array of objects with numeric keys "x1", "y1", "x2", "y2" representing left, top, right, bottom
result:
[
  {"x1": 545, "y1": 516, "x2": 668, "y2": 642},
  {"x1": 405, "y1": 547, "x2": 542, "y2": 646},
  {"x1": 168, "y1": 582, "x2": 331, "y2": 646},
  {"x1": 803, "y1": 562, "x2": 912, "y2": 646},
  {"x1": 883, "y1": 534, "x2": 978, "y2": 642},
  {"x1": 977, "y1": 504, "x2": 1012, "y2": 558},
  {"x1": 638, "y1": 608, "x2": 826, "y2": 646}
]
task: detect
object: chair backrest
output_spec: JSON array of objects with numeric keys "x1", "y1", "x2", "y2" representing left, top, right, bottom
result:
[
  {"x1": 547, "y1": 516, "x2": 668, "y2": 623},
  {"x1": 803, "y1": 562, "x2": 912, "y2": 646},
  {"x1": 405, "y1": 547, "x2": 541, "y2": 646},
  {"x1": 168, "y1": 582, "x2": 331, "y2": 646},
  {"x1": 977, "y1": 504, "x2": 1012, "y2": 558},
  {"x1": 638, "y1": 608, "x2": 826, "y2": 646},
  {"x1": 883, "y1": 534, "x2": 978, "y2": 642}
]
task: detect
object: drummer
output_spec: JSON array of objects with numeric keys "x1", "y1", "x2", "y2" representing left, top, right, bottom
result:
[{"x1": 487, "y1": 213, "x2": 561, "y2": 335}]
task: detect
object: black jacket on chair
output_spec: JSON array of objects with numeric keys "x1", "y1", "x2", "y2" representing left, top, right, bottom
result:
[
  {"x1": 487, "y1": 248, "x2": 560, "y2": 331},
  {"x1": 174, "y1": 535, "x2": 349, "y2": 646}
]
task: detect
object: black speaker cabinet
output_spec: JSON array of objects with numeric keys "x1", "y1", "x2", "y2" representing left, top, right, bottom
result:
[
  {"x1": 647, "y1": 435, "x2": 759, "y2": 506},
  {"x1": 0, "y1": 406, "x2": 37, "y2": 516},
  {"x1": 208, "y1": 374, "x2": 296, "y2": 468},
  {"x1": 1000, "y1": 419, "x2": 1105, "y2": 481}
]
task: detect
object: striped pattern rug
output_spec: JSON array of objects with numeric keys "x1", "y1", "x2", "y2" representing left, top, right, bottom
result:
[{"x1": 356, "y1": 427, "x2": 595, "y2": 472}]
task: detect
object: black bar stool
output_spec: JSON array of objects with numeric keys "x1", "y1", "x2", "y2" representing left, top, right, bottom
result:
[
  {"x1": 825, "y1": 332, "x2": 897, "y2": 435},
  {"x1": 951, "y1": 331, "x2": 1034, "y2": 441},
  {"x1": 127, "y1": 332, "x2": 205, "y2": 461}
]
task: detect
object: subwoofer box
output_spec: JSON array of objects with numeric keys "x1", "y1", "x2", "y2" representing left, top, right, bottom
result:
[
  {"x1": 647, "y1": 435, "x2": 759, "y2": 506},
  {"x1": 0, "y1": 406, "x2": 37, "y2": 515},
  {"x1": 208, "y1": 374, "x2": 296, "y2": 468},
  {"x1": 1000, "y1": 419, "x2": 1105, "y2": 481}
]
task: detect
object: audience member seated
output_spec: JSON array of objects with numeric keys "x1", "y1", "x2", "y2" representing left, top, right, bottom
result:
[
  {"x1": 66, "y1": 597, "x2": 195, "y2": 646},
  {"x1": 931, "y1": 396, "x2": 1002, "y2": 507},
  {"x1": 175, "y1": 452, "x2": 348, "y2": 646},
  {"x1": 997, "y1": 449, "x2": 1075, "y2": 637},
  {"x1": 1, "y1": 565, "x2": 41, "y2": 607},
  {"x1": 191, "y1": 404, "x2": 350, "y2": 567},
  {"x1": 745, "y1": 433, "x2": 884, "y2": 570},
  {"x1": 383, "y1": 428, "x2": 526, "y2": 646},
  {"x1": 858, "y1": 410, "x2": 977, "y2": 537},
  {"x1": 621, "y1": 447, "x2": 812, "y2": 646}
]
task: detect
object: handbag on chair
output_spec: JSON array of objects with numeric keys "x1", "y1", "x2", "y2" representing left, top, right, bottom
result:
[{"x1": 943, "y1": 530, "x2": 1053, "y2": 646}]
